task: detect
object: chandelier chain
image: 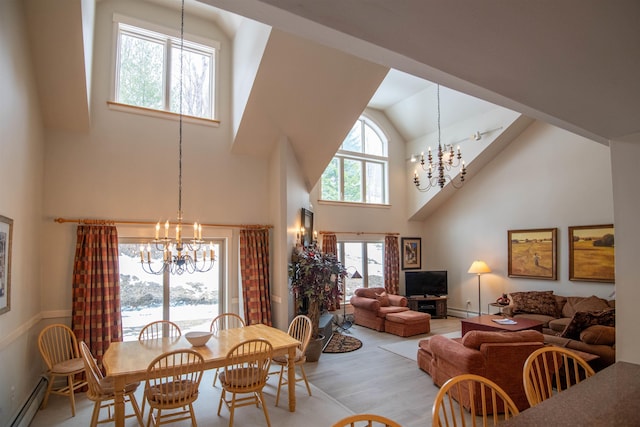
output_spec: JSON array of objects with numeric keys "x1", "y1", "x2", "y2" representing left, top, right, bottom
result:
[
  {"x1": 178, "y1": 0, "x2": 184, "y2": 217},
  {"x1": 139, "y1": 0, "x2": 215, "y2": 275}
]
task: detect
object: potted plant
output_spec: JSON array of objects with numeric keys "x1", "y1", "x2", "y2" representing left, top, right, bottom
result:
[{"x1": 288, "y1": 244, "x2": 347, "y2": 360}]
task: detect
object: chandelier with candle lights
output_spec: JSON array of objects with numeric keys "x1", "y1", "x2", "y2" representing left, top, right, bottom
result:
[
  {"x1": 139, "y1": 0, "x2": 215, "y2": 275},
  {"x1": 413, "y1": 84, "x2": 467, "y2": 192}
]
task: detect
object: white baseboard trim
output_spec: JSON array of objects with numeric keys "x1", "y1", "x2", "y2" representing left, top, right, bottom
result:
[{"x1": 9, "y1": 377, "x2": 48, "y2": 427}]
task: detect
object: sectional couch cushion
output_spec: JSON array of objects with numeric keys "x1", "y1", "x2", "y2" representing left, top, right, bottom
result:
[
  {"x1": 580, "y1": 325, "x2": 616, "y2": 346},
  {"x1": 562, "y1": 295, "x2": 610, "y2": 318}
]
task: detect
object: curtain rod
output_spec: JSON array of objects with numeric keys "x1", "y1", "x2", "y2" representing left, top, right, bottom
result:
[
  {"x1": 53, "y1": 217, "x2": 272, "y2": 230},
  {"x1": 319, "y1": 231, "x2": 399, "y2": 236}
]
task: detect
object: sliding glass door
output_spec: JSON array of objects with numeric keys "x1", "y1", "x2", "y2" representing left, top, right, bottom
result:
[{"x1": 118, "y1": 240, "x2": 224, "y2": 341}]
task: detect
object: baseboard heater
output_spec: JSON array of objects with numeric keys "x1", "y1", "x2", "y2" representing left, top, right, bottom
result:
[{"x1": 10, "y1": 377, "x2": 48, "y2": 427}]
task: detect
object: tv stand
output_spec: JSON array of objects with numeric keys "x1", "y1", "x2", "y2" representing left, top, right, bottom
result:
[{"x1": 407, "y1": 295, "x2": 447, "y2": 319}]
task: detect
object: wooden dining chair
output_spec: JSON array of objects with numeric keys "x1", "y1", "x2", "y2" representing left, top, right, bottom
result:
[
  {"x1": 144, "y1": 349, "x2": 205, "y2": 427},
  {"x1": 209, "y1": 313, "x2": 245, "y2": 386},
  {"x1": 37, "y1": 323, "x2": 88, "y2": 417},
  {"x1": 79, "y1": 341, "x2": 144, "y2": 427},
  {"x1": 523, "y1": 345, "x2": 595, "y2": 406},
  {"x1": 273, "y1": 314, "x2": 312, "y2": 406},
  {"x1": 432, "y1": 373, "x2": 520, "y2": 427},
  {"x1": 138, "y1": 320, "x2": 182, "y2": 341},
  {"x1": 217, "y1": 338, "x2": 273, "y2": 427},
  {"x1": 331, "y1": 413, "x2": 402, "y2": 427}
]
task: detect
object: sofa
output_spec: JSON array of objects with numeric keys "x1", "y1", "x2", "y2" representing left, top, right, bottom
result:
[
  {"x1": 349, "y1": 287, "x2": 409, "y2": 331},
  {"x1": 418, "y1": 330, "x2": 545, "y2": 411},
  {"x1": 502, "y1": 291, "x2": 615, "y2": 370}
]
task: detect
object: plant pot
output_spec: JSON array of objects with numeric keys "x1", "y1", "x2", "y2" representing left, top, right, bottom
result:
[{"x1": 305, "y1": 334, "x2": 325, "y2": 362}]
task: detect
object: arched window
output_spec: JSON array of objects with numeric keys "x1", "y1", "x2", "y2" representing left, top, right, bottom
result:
[{"x1": 320, "y1": 116, "x2": 389, "y2": 204}]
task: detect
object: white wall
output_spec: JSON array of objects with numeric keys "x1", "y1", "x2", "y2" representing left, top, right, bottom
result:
[
  {"x1": 610, "y1": 136, "x2": 640, "y2": 364},
  {"x1": 40, "y1": 0, "x2": 272, "y2": 316},
  {"x1": 421, "y1": 121, "x2": 615, "y2": 316},
  {"x1": 0, "y1": 0, "x2": 46, "y2": 421}
]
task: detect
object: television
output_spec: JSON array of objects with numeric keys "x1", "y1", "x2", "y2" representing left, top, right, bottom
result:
[{"x1": 405, "y1": 270, "x2": 448, "y2": 297}]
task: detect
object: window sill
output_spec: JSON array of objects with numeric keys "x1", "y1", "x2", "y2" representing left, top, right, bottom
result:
[
  {"x1": 107, "y1": 101, "x2": 220, "y2": 127},
  {"x1": 317, "y1": 200, "x2": 391, "y2": 209}
]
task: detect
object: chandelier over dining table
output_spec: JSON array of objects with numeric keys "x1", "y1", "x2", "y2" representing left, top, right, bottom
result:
[
  {"x1": 413, "y1": 84, "x2": 467, "y2": 192},
  {"x1": 139, "y1": 0, "x2": 215, "y2": 275}
]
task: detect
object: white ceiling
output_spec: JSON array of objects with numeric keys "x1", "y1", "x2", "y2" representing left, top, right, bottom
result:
[{"x1": 200, "y1": 0, "x2": 640, "y2": 145}]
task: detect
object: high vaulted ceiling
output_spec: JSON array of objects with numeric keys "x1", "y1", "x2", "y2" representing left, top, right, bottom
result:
[{"x1": 201, "y1": 0, "x2": 640, "y2": 145}]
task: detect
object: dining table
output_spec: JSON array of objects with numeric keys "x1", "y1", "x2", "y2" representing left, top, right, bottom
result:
[
  {"x1": 500, "y1": 361, "x2": 640, "y2": 426},
  {"x1": 103, "y1": 323, "x2": 301, "y2": 427}
]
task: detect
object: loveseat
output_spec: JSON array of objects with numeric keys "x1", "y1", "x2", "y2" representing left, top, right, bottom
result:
[
  {"x1": 418, "y1": 330, "x2": 545, "y2": 411},
  {"x1": 349, "y1": 287, "x2": 409, "y2": 331},
  {"x1": 502, "y1": 291, "x2": 615, "y2": 370}
]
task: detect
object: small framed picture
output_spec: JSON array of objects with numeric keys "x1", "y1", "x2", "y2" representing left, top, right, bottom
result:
[
  {"x1": 508, "y1": 228, "x2": 557, "y2": 280},
  {"x1": 301, "y1": 208, "x2": 314, "y2": 247},
  {"x1": 0, "y1": 215, "x2": 13, "y2": 315},
  {"x1": 569, "y1": 224, "x2": 615, "y2": 283},
  {"x1": 401, "y1": 237, "x2": 421, "y2": 270}
]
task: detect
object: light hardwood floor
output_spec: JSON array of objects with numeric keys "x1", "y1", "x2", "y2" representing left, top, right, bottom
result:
[{"x1": 305, "y1": 315, "x2": 461, "y2": 427}]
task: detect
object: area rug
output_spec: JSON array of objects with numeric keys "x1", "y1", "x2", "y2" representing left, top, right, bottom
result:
[
  {"x1": 379, "y1": 331, "x2": 461, "y2": 361},
  {"x1": 323, "y1": 333, "x2": 363, "y2": 353}
]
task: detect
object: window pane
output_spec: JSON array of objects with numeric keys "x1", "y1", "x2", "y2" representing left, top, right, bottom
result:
[
  {"x1": 170, "y1": 46, "x2": 213, "y2": 118},
  {"x1": 343, "y1": 159, "x2": 362, "y2": 202},
  {"x1": 119, "y1": 242, "x2": 221, "y2": 341},
  {"x1": 366, "y1": 162, "x2": 383, "y2": 204},
  {"x1": 341, "y1": 121, "x2": 362, "y2": 153},
  {"x1": 119, "y1": 243, "x2": 164, "y2": 341},
  {"x1": 118, "y1": 33, "x2": 164, "y2": 110},
  {"x1": 367, "y1": 243, "x2": 384, "y2": 288},
  {"x1": 321, "y1": 158, "x2": 340, "y2": 200},
  {"x1": 364, "y1": 124, "x2": 384, "y2": 156},
  {"x1": 343, "y1": 243, "x2": 363, "y2": 301},
  {"x1": 169, "y1": 242, "x2": 220, "y2": 333}
]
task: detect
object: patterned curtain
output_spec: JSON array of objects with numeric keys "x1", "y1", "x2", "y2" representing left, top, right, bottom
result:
[
  {"x1": 321, "y1": 233, "x2": 337, "y2": 255},
  {"x1": 239, "y1": 229, "x2": 272, "y2": 326},
  {"x1": 384, "y1": 235, "x2": 400, "y2": 295},
  {"x1": 71, "y1": 225, "x2": 122, "y2": 367}
]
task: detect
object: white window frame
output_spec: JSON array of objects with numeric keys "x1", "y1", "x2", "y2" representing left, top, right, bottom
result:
[
  {"x1": 320, "y1": 116, "x2": 389, "y2": 205},
  {"x1": 110, "y1": 14, "x2": 219, "y2": 122}
]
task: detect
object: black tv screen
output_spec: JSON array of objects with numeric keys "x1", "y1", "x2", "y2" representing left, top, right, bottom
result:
[{"x1": 405, "y1": 271, "x2": 448, "y2": 297}]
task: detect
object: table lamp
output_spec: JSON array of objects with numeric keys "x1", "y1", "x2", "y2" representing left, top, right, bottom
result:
[{"x1": 468, "y1": 260, "x2": 491, "y2": 316}]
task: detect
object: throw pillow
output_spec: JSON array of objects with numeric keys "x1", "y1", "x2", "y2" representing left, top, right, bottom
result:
[
  {"x1": 510, "y1": 291, "x2": 558, "y2": 317},
  {"x1": 375, "y1": 291, "x2": 390, "y2": 307},
  {"x1": 560, "y1": 308, "x2": 615, "y2": 340},
  {"x1": 580, "y1": 325, "x2": 616, "y2": 346}
]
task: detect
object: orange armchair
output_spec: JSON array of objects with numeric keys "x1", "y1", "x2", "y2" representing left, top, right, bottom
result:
[
  {"x1": 419, "y1": 330, "x2": 545, "y2": 411},
  {"x1": 349, "y1": 287, "x2": 409, "y2": 332}
]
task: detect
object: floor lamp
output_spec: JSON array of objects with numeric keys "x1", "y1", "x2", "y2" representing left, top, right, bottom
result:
[
  {"x1": 336, "y1": 267, "x2": 362, "y2": 332},
  {"x1": 468, "y1": 260, "x2": 491, "y2": 317}
]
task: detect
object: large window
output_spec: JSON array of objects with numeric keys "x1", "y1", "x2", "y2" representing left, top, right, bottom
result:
[
  {"x1": 338, "y1": 241, "x2": 384, "y2": 302},
  {"x1": 118, "y1": 240, "x2": 224, "y2": 341},
  {"x1": 320, "y1": 117, "x2": 388, "y2": 204},
  {"x1": 113, "y1": 18, "x2": 218, "y2": 120}
]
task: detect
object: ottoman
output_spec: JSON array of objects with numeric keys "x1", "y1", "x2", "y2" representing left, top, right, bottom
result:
[{"x1": 384, "y1": 310, "x2": 431, "y2": 337}]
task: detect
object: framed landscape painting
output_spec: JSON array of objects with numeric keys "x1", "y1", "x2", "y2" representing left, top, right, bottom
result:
[
  {"x1": 0, "y1": 215, "x2": 12, "y2": 315},
  {"x1": 508, "y1": 228, "x2": 557, "y2": 280},
  {"x1": 569, "y1": 224, "x2": 615, "y2": 283},
  {"x1": 401, "y1": 237, "x2": 421, "y2": 270}
]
